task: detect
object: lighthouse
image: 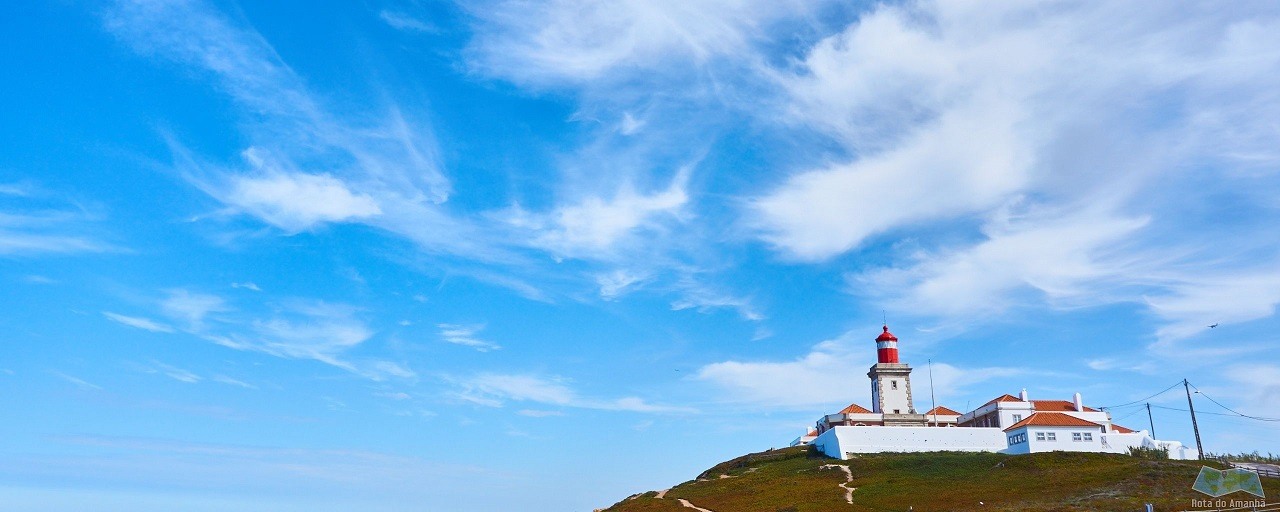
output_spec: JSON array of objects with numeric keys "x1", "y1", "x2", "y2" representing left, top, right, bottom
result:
[
  {"x1": 867, "y1": 324, "x2": 921, "y2": 424},
  {"x1": 875, "y1": 325, "x2": 900, "y2": 363}
]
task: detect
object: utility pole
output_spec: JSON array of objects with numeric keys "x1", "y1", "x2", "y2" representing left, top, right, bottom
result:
[
  {"x1": 1184, "y1": 379, "x2": 1203, "y2": 460},
  {"x1": 1146, "y1": 402, "x2": 1156, "y2": 439},
  {"x1": 928, "y1": 359, "x2": 937, "y2": 427}
]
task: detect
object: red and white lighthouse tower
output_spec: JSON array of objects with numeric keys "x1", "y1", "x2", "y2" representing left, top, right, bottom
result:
[
  {"x1": 868, "y1": 324, "x2": 918, "y2": 419},
  {"x1": 875, "y1": 325, "x2": 899, "y2": 364}
]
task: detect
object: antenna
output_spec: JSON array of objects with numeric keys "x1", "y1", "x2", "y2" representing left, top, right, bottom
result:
[
  {"x1": 882, "y1": 310, "x2": 887, "y2": 325},
  {"x1": 928, "y1": 359, "x2": 938, "y2": 427}
]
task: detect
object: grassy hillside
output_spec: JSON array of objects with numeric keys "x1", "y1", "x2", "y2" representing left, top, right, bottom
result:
[{"x1": 601, "y1": 447, "x2": 1280, "y2": 512}]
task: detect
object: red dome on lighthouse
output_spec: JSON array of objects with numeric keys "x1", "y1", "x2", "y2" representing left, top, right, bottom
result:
[
  {"x1": 875, "y1": 325, "x2": 900, "y2": 364},
  {"x1": 876, "y1": 325, "x2": 898, "y2": 342}
]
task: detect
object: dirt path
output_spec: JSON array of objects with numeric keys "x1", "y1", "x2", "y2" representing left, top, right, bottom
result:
[
  {"x1": 677, "y1": 498, "x2": 716, "y2": 512},
  {"x1": 655, "y1": 488, "x2": 669, "y2": 499},
  {"x1": 821, "y1": 464, "x2": 857, "y2": 505}
]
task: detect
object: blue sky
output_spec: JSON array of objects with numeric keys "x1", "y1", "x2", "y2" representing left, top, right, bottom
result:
[{"x1": 3, "y1": 1, "x2": 1280, "y2": 510}]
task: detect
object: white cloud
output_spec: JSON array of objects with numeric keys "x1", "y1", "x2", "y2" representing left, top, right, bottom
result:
[
  {"x1": 226, "y1": 170, "x2": 381, "y2": 232},
  {"x1": 437, "y1": 324, "x2": 501, "y2": 352},
  {"x1": 516, "y1": 409, "x2": 563, "y2": 417},
  {"x1": 231, "y1": 282, "x2": 262, "y2": 292},
  {"x1": 150, "y1": 288, "x2": 410, "y2": 381},
  {"x1": 212, "y1": 375, "x2": 256, "y2": 389},
  {"x1": 671, "y1": 288, "x2": 763, "y2": 322},
  {"x1": 466, "y1": 0, "x2": 814, "y2": 86},
  {"x1": 852, "y1": 208, "x2": 1149, "y2": 318},
  {"x1": 1145, "y1": 271, "x2": 1280, "y2": 345},
  {"x1": 746, "y1": 2, "x2": 1280, "y2": 347},
  {"x1": 103, "y1": 312, "x2": 175, "y2": 333},
  {"x1": 161, "y1": 289, "x2": 228, "y2": 330},
  {"x1": 249, "y1": 302, "x2": 375, "y2": 365},
  {"x1": 378, "y1": 10, "x2": 436, "y2": 33},
  {"x1": 149, "y1": 361, "x2": 201, "y2": 384},
  {"x1": 51, "y1": 371, "x2": 102, "y2": 391},
  {"x1": 696, "y1": 337, "x2": 859, "y2": 408},
  {"x1": 107, "y1": 0, "x2": 498, "y2": 259},
  {"x1": 754, "y1": 96, "x2": 1030, "y2": 260},
  {"x1": 1223, "y1": 364, "x2": 1280, "y2": 418},
  {"x1": 595, "y1": 270, "x2": 646, "y2": 300},
  {"x1": 467, "y1": 374, "x2": 576, "y2": 405},
  {"x1": 457, "y1": 373, "x2": 693, "y2": 413},
  {"x1": 618, "y1": 112, "x2": 645, "y2": 135},
  {"x1": 0, "y1": 185, "x2": 116, "y2": 256},
  {"x1": 513, "y1": 168, "x2": 691, "y2": 259},
  {"x1": 696, "y1": 331, "x2": 1023, "y2": 409}
]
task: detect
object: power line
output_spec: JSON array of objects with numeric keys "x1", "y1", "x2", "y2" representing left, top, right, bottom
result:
[
  {"x1": 1149, "y1": 404, "x2": 1280, "y2": 421},
  {"x1": 1188, "y1": 382, "x2": 1280, "y2": 422},
  {"x1": 1110, "y1": 408, "x2": 1146, "y2": 422},
  {"x1": 1098, "y1": 381, "x2": 1184, "y2": 410}
]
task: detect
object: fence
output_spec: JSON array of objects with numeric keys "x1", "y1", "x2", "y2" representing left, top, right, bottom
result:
[{"x1": 1227, "y1": 461, "x2": 1280, "y2": 479}]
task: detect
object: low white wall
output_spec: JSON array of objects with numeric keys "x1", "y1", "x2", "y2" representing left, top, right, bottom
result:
[{"x1": 813, "y1": 426, "x2": 1009, "y2": 459}]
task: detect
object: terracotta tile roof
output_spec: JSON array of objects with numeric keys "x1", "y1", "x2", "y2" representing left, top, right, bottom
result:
[
  {"x1": 1031, "y1": 399, "x2": 1099, "y2": 412},
  {"x1": 1111, "y1": 424, "x2": 1137, "y2": 434},
  {"x1": 1004, "y1": 412, "x2": 1104, "y2": 432},
  {"x1": 806, "y1": 429, "x2": 818, "y2": 437},
  {"x1": 839, "y1": 403, "x2": 872, "y2": 414},
  {"x1": 983, "y1": 394, "x2": 1023, "y2": 407},
  {"x1": 925, "y1": 406, "x2": 962, "y2": 416}
]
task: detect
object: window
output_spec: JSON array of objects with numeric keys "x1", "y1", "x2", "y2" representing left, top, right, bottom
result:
[
  {"x1": 1072, "y1": 432, "x2": 1083, "y2": 442},
  {"x1": 1008, "y1": 434, "x2": 1027, "y2": 445},
  {"x1": 891, "y1": 380, "x2": 898, "y2": 390},
  {"x1": 1012, "y1": 414, "x2": 1023, "y2": 422},
  {"x1": 1083, "y1": 433, "x2": 1093, "y2": 441},
  {"x1": 1046, "y1": 432, "x2": 1056, "y2": 441},
  {"x1": 1036, "y1": 432, "x2": 1046, "y2": 441},
  {"x1": 893, "y1": 409, "x2": 900, "y2": 414}
]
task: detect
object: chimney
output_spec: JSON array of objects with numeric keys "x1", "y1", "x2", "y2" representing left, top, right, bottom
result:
[
  {"x1": 1073, "y1": 392, "x2": 1084, "y2": 412},
  {"x1": 1019, "y1": 388, "x2": 1028, "y2": 401}
]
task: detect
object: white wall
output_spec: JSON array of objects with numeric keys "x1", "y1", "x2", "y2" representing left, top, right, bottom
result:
[
  {"x1": 874, "y1": 374, "x2": 913, "y2": 414},
  {"x1": 813, "y1": 426, "x2": 1009, "y2": 460},
  {"x1": 1022, "y1": 426, "x2": 1102, "y2": 453},
  {"x1": 1101, "y1": 432, "x2": 1197, "y2": 460},
  {"x1": 997, "y1": 405, "x2": 1034, "y2": 428}
]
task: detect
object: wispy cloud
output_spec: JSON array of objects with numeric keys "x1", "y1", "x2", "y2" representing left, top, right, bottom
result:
[
  {"x1": 105, "y1": 0, "x2": 495, "y2": 259},
  {"x1": 147, "y1": 288, "x2": 412, "y2": 381},
  {"x1": 51, "y1": 371, "x2": 102, "y2": 391},
  {"x1": 670, "y1": 285, "x2": 763, "y2": 322},
  {"x1": 212, "y1": 374, "x2": 256, "y2": 389},
  {"x1": 466, "y1": 0, "x2": 819, "y2": 87},
  {"x1": 103, "y1": 312, "x2": 175, "y2": 333},
  {"x1": 379, "y1": 10, "x2": 437, "y2": 34},
  {"x1": 146, "y1": 361, "x2": 201, "y2": 384},
  {"x1": 436, "y1": 324, "x2": 501, "y2": 352},
  {"x1": 503, "y1": 167, "x2": 692, "y2": 260},
  {"x1": 745, "y1": 1, "x2": 1280, "y2": 347},
  {"x1": 0, "y1": 183, "x2": 117, "y2": 256},
  {"x1": 456, "y1": 373, "x2": 694, "y2": 414},
  {"x1": 595, "y1": 270, "x2": 646, "y2": 300}
]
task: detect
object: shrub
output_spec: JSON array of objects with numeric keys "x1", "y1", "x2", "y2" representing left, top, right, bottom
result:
[{"x1": 1128, "y1": 446, "x2": 1169, "y2": 460}]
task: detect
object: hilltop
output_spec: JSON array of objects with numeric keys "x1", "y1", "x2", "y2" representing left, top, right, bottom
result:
[{"x1": 600, "y1": 447, "x2": 1280, "y2": 512}]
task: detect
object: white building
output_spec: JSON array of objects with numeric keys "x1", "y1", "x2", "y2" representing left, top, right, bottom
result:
[{"x1": 795, "y1": 325, "x2": 1196, "y2": 460}]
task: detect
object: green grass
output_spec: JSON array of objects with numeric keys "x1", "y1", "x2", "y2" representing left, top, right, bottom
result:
[{"x1": 601, "y1": 447, "x2": 1280, "y2": 512}]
